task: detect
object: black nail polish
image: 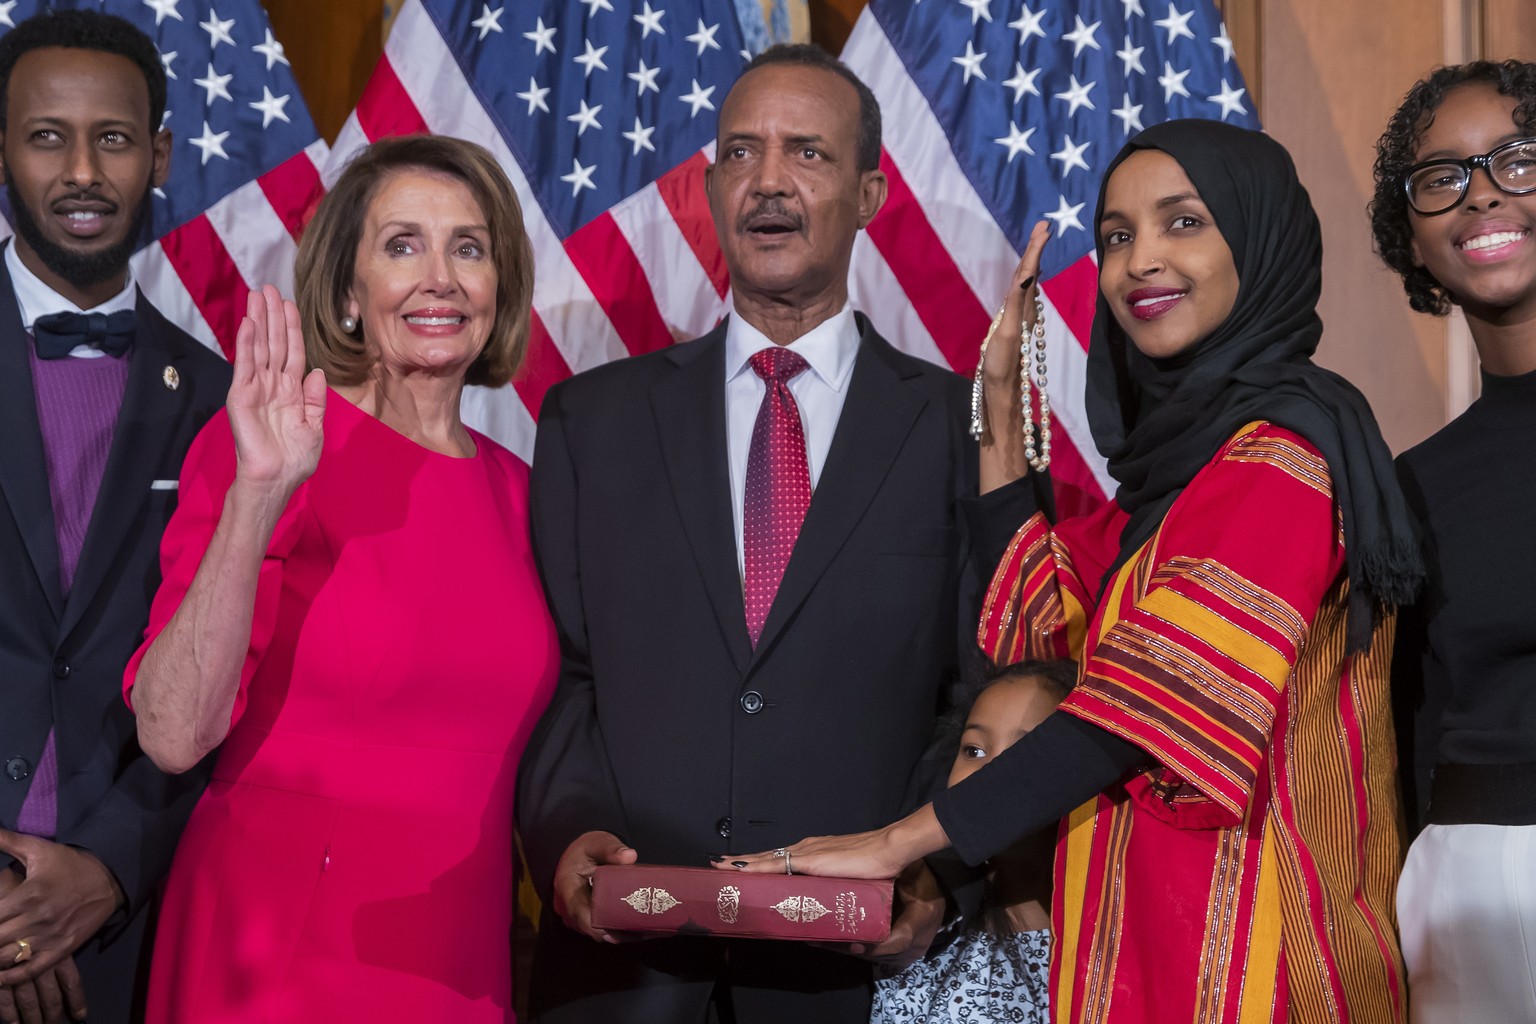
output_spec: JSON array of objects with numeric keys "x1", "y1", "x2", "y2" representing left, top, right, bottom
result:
[
  {"x1": 708, "y1": 855, "x2": 725, "y2": 863},
  {"x1": 732, "y1": 860, "x2": 749, "y2": 868},
  {"x1": 1020, "y1": 275, "x2": 1035, "y2": 290}
]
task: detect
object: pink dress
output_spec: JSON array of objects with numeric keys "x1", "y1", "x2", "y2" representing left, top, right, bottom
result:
[{"x1": 126, "y1": 394, "x2": 558, "y2": 1022}]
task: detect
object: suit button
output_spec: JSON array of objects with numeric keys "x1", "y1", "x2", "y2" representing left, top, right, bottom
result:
[
  {"x1": 52, "y1": 658, "x2": 70, "y2": 680},
  {"x1": 715, "y1": 816, "x2": 732, "y2": 838},
  {"x1": 5, "y1": 758, "x2": 29, "y2": 781},
  {"x1": 740, "y1": 691, "x2": 764, "y2": 714}
]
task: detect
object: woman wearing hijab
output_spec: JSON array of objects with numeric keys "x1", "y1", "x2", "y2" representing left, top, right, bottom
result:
[{"x1": 722, "y1": 120, "x2": 1420, "y2": 1024}]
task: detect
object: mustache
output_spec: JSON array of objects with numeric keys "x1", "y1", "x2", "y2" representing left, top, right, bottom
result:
[
  {"x1": 737, "y1": 200, "x2": 803, "y2": 234},
  {"x1": 51, "y1": 190, "x2": 120, "y2": 213},
  {"x1": 8, "y1": 178, "x2": 149, "y2": 289}
]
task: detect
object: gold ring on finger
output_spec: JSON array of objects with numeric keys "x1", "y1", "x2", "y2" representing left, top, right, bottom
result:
[{"x1": 11, "y1": 939, "x2": 31, "y2": 964}]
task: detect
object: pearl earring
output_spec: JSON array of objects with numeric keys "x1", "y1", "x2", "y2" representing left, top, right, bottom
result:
[{"x1": 340, "y1": 315, "x2": 358, "y2": 333}]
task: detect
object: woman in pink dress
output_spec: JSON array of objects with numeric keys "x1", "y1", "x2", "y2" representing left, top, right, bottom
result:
[{"x1": 124, "y1": 135, "x2": 557, "y2": 1022}]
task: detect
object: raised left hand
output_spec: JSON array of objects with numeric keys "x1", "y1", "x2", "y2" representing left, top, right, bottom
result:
[
  {"x1": 0, "y1": 832, "x2": 123, "y2": 986},
  {"x1": 982, "y1": 220, "x2": 1052, "y2": 393},
  {"x1": 977, "y1": 220, "x2": 1052, "y2": 493}
]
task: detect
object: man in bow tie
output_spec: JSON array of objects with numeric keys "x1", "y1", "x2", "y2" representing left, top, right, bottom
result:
[
  {"x1": 0, "y1": 10, "x2": 230, "y2": 1023},
  {"x1": 518, "y1": 44, "x2": 1021, "y2": 1024}
]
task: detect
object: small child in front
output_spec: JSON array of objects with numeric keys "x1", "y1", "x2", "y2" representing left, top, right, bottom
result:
[{"x1": 870, "y1": 659, "x2": 1075, "y2": 1024}]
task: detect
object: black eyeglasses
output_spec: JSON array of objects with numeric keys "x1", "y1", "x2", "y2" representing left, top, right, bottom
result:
[{"x1": 1403, "y1": 137, "x2": 1536, "y2": 215}]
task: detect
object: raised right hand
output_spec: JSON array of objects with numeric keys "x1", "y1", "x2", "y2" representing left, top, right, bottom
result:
[
  {"x1": 226, "y1": 284, "x2": 326, "y2": 495},
  {"x1": 551, "y1": 830, "x2": 638, "y2": 943}
]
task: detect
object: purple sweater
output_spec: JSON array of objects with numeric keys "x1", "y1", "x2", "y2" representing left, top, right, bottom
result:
[{"x1": 15, "y1": 342, "x2": 129, "y2": 838}]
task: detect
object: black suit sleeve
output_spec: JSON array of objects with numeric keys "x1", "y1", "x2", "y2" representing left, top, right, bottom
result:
[
  {"x1": 0, "y1": 760, "x2": 206, "y2": 934},
  {"x1": 62, "y1": 745, "x2": 214, "y2": 932},
  {"x1": 516, "y1": 385, "x2": 631, "y2": 897}
]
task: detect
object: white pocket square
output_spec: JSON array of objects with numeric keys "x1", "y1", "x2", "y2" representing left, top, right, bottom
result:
[{"x1": 150, "y1": 480, "x2": 179, "y2": 491}]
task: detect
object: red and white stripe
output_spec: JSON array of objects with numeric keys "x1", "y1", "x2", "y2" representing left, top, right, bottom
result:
[
  {"x1": 133, "y1": 139, "x2": 330, "y2": 360},
  {"x1": 326, "y1": 0, "x2": 1110, "y2": 508},
  {"x1": 841, "y1": 13, "x2": 1110, "y2": 511}
]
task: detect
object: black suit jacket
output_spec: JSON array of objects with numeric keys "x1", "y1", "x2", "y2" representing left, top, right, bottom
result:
[
  {"x1": 517, "y1": 315, "x2": 982, "y2": 1021},
  {"x1": 0, "y1": 255, "x2": 230, "y2": 1020}
]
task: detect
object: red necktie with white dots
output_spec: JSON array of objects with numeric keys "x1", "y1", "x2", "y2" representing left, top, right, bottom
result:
[{"x1": 743, "y1": 347, "x2": 811, "y2": 648}]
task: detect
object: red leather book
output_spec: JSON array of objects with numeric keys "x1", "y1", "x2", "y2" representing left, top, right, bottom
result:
[{"x1": 590, "y1": 865, "x2": 895, "y2": 942}]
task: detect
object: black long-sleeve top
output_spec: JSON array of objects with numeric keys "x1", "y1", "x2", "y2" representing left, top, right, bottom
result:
[{"x1": 1395, "y1": 367, "x2": 1536, "y2": 825}]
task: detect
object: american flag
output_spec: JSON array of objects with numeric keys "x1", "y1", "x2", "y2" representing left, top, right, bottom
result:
[
  {"x1": 0, "y1": 0, "x2": 328, "y2": 359},
  {"x1": 329, "y1": 0, "x2": 750, "y2": 459},
  {"x1": 331, "y1": 0, "x2": 1256, "y2": 511},
  {"x1": 842, "y1": 0, "x2": 1259, "y2": 512}
]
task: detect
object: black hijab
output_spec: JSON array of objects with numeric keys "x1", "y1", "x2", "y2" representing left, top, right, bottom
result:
[{"x1": 1085, "y1": 119, "x2": 1421, "y2": 652}]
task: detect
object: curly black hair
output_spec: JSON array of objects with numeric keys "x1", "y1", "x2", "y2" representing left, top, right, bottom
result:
[
  {"x1": 1370, "y1": 60, "x2": 1536, "y2": 315},
  {"x1": 0, "y1": 9, "x2": 167, "y2": 133},
  {"x1": 935, "y1": 656, "x2": 1077, "y2": 753}
]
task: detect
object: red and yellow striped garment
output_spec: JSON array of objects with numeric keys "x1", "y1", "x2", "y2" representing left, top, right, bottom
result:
[{"x1": 980, "y1": 423, "x2": 1404, "y2": 1024}]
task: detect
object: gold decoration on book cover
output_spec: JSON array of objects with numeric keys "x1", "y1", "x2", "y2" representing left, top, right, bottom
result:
[
  {"x1": 621, "y1": 887, "x2": 680, "y2": 915},
  {"x1": 772, "y1": 895, "x2": 830, "y2": 924},
  {"x1": 834, "y1": 892, "x2": 866, "y2": 934},
  {"x1": 717, "y1": 886, "x2": 741, "y2": 924}
]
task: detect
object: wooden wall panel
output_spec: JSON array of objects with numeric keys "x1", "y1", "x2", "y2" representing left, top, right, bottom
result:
[
  {"x1": 1258, "y1": 0, "x2": 1451, "y2": 452},
  {"x1": 1483, "y1": 0, "x2": 1536, "y2": 61},
  {"x1": 810, "y1": 0, "x2": 865, "y2": 51},
  {"x1": 1218, "y1": 0, "x2": 1263, "y2": 109},
  {"x1": 264, "y1": 0, "x2": 384, "y2": 143}
]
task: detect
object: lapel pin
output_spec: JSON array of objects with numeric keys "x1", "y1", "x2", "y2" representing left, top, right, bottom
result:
[{"x1": 162, "y1": 365, "x2": 180, "y2": 391}]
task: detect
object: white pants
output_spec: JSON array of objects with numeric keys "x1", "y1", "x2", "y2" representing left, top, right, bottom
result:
[{"x1": 1398, "y1": 823, "x2": 1536, "y2": 1024}]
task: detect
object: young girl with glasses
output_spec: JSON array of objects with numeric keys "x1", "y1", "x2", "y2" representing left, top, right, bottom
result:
[{"x1": 1371, "y1": 59, "x2": 1536, "y2": 1024}]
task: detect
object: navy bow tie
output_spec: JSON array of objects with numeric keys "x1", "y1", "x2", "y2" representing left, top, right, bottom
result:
[{"x1": 32, "y1": 309, "x2": 136, "y2": 360}]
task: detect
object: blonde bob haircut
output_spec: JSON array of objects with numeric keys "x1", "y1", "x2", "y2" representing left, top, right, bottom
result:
[{"x1": 295, "y1": 134, "x2": 534, "y2": 388}]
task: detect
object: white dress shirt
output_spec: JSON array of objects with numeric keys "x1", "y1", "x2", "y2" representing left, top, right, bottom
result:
[
  {"x1": 725, "y1": 304, "x2": 861, "y2": 578},
  {"x1": 7, "y1": 239, "x2": 137, "y2": 357}
]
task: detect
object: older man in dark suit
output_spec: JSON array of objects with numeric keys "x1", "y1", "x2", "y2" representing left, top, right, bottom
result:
[
  {"x1": 518, "y1": 44, "x2": 1001, "y2": 1024},
  {"x1": 0, "y1": 11, "x2": 229, "y2": 1023}
]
